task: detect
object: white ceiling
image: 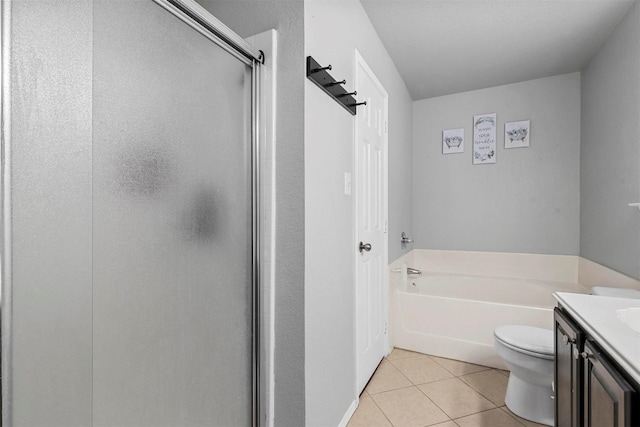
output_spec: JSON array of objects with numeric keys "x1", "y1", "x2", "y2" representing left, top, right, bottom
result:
[{"x1": 359, "y1": 0, "x2": 635, "y2": 100}]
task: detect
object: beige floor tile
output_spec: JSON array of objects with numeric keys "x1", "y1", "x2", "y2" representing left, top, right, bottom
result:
[
  {"x1": 459, "y1": 369, "x2": 509, "y2": 406},
  {"x1": 430, "y1": 422, "x2": 459, "y2": 427},
  {"x1": 371, "y1": 386, "x2": 450, "y2": 427},
  {"x1": 346, "y1": 395, "x2": 392, "y2": 427},
  {"x1": 419, "y1": 378, "x2": 496, "y2": 419},
  {"x1": 500, "y1": 406, "x2": 548, "y2": 427},
  {"x1": 498, "y1": 369, "x2": 511, "y2": 377},
  {"x1": 454, "y1": 408, "x2": 524, "y2": 427},
  {"x1": 364, "y1": 360, "x2": 413, "y2": 395},
  {"x1": 390, "y1": 354, "x2": 454, "y2": 385},
  {"x1": 430, "y1": 356, "x2": 491, "y2": 376},
  {"x1": 386, "y1": 348, "x2": 422, "y2": 361}
]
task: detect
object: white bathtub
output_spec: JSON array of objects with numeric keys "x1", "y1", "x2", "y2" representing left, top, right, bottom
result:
[{"x1": 391, "y1": 273, "x2": 587, "y2": 369}]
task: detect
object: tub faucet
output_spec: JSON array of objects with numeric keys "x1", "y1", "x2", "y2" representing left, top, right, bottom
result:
[{"x1": 391, "y1": 266, "x2": 422, "y2": 275}]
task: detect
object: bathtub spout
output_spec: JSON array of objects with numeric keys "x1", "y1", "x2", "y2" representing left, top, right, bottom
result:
[{"x1": 391, "y1": 266, "x2": 422, "y2": 275}]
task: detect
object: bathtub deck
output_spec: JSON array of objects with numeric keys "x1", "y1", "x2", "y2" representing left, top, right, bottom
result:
[{"x1": 347, "y1": 348, "x2": 546, "y2": 427}]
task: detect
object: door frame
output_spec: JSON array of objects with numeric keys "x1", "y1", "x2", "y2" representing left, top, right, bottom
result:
[{"x1": 352, "y1": 49, "x2": 389, "y2": 397}]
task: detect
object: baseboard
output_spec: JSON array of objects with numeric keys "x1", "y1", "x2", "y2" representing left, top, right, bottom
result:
[{"x1": 338, "y1": 398, "x2": 359, "y2": 427}]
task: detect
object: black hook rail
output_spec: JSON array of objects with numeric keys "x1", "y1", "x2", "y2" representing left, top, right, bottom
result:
[{"x1": 306, "y1": 56, "x2": 366, "y2": 116}]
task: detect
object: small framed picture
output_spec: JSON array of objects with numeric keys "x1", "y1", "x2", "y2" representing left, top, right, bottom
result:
[
  {"x1": 442, "y1": 128, "x2": 464, "y2": 154},
  {"x1": 505, "y1": 120, "x2": 530, "y2": 149},
  {"x1": 473, "y1": 113, "x2": 496, "y2": 164}
]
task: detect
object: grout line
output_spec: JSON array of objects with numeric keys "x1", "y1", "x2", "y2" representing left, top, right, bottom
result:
[
  {"x1": 366, "y1": 358, "x2": 452, "y2": 425},
  {"x1": 497, "y1": 369, "x2": 511, "y2": 377},
  {"x1": 413, "y1": 381, "x2": 454, "y2": 422},
  {"x1": 451, "y1": 407, "x2": 503, "y2": 420},
  {"x1": 384, "y1": 358, "x2": 417, "y2": 386},
  {"x1": 373, "y1": 350, "x2": 518, "y2": 426},
  {"x1": 457, "y1": 368, "x2": 507, "y2": 407},
  {"x1": 452, "y1": 406, "x2": 526, "y2": 426},
  {"x1": 429, "y1": 355, "x2": 492, "y2": 377},
  {"x1": 362, "y1": 396, "x2": 395, "y2": 427},
  {"x1": 387, "y1": 354, "x2": 460, "y2": 388},
  {"x1": 387, "y1": 347, "x2": 424, "y2": 359},
  {"x1": 367, "y1": 383, "x2": 418, "y2": 396},
  {"x1": 499, "y1": 405, "x2": 543, "y2": 427},
  {"x1": 416, "y1": 376, "x2": 504, "y2": 420}
]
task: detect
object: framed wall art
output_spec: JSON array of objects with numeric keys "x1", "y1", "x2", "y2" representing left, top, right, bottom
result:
[
  {"x1": 473, "y1": 113, "x2": 496, "y2": 164},
  {"x1": 505, "y1": 120, "x2": 530, "y2": 149},
  {"x1": 442, "y1": 128, "x2": 464, "y2": 154}
]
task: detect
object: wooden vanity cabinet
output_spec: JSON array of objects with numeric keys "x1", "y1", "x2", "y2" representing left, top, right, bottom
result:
[
  {"x1": 554, "y1": 307, "x2": 639, "y2": 427},
  {"x1": 582, "y1": 341, "x2": 635, "y2": 427},
  {"x1": 554, "y1": 307, "x2": 584, "y2": 427}
]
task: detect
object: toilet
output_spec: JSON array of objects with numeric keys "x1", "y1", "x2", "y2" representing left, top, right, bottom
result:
[{"x1": 494, "y1": 325, "x2": 554, "y2": 427}]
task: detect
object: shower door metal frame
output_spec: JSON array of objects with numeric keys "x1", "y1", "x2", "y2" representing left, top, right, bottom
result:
[
  {"x1": 1, "y1": 0, "x2": 264, "y2": 425},
  {"x1": 152, "y1": 2, "x2": 263, "y2": 425},
  {"x1": 1, "y1": 0, "x2": 12, "y2": 424}
]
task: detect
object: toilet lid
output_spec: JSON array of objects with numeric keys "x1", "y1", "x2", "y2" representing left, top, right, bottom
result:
[{"x1": 494, "y1": 325, "x2": 554, "y2": 356}]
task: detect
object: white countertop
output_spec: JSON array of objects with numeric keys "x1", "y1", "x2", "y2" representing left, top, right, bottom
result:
[{"x1": 554, "y1": 292, "x2": 640, "y2": 385}]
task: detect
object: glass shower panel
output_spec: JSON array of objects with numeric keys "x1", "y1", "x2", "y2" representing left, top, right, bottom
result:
[{"x1": 93, "y1": 2, "x2": 252, "y2": 426}]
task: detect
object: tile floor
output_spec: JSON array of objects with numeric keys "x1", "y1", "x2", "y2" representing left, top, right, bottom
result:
[{"x1": 348, "y1": 348, "x2": 546, "y2": 427}]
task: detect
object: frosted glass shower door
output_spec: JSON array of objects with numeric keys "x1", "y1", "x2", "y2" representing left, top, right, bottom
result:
[{"x1": 93, "y1": 2, "x2": 254, "y2": 426}]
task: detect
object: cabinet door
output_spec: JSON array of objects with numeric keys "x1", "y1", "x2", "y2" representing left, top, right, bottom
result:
[
  {"x1": 583, "y1": 341, "x2": 635, "y2": 427},
  {"x1": 554, "y1": 308, "x2": 584, "y2": 427}
]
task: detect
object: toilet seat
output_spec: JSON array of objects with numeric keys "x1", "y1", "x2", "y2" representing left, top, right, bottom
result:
[{"x1": 494, "y1": 325, "x2": 554, "y2": 360}]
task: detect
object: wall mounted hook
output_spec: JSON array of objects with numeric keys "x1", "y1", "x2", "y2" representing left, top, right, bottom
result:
[
  {"x1": 326, "y1": 79, "x2": 346, "y2": 87},
  {"x1": 307, "y1": 56, "x2": 358, "y2": 115},
  {"x1": 311, "y1": 64, "x2": 332, "y2": 73}
]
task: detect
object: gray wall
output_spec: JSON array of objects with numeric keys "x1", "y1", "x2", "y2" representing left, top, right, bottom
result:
[
  {"x1": 580, "y1": 1, "x2": 640, "y2": 280},
  {"x1": 412, "y1": 73, "x2": 581, "y2": 255},
  {"x1": 304, "y1": 1, "x2": 413, "y2": 425},
  {"x1": 195, "y1": 1, "x2": 306, "y2": 425}
]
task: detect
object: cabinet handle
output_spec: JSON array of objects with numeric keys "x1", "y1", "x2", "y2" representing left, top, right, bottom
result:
[
  {"x1": 563, "y1": 334, "x2": 575, "y2": 345},
  {"x1": 574, "y1": 349, "x2": 591, "y2": 360}
]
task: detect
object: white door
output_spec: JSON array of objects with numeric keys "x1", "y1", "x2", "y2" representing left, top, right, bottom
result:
[{"x1": 354, "y1": 51, "x2": 389, "y2": 394}]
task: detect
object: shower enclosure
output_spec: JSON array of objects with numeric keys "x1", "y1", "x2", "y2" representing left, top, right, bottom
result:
[{"x1": 2, "y1": 1, "x2": 263, "y2": 425}]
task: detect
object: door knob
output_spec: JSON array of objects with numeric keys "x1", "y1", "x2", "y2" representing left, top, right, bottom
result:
[{"x1": 359, "y1": 242, "x2": 372, "y2": 252}]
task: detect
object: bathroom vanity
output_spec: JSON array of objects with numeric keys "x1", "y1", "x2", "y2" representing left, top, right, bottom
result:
[{"x1": 553, "y1": 293, "x2": 640, "y2": 427}]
